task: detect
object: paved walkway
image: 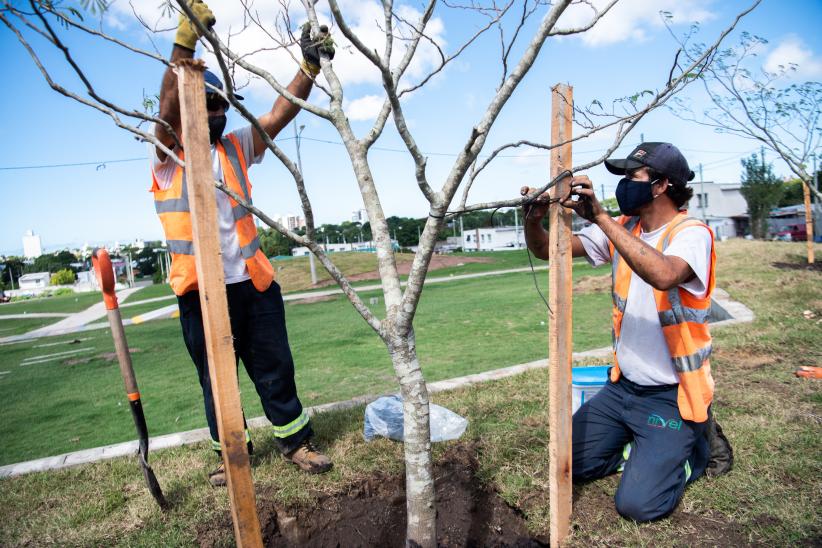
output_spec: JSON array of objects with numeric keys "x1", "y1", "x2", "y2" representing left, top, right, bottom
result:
[{"x1": 0, "y1": 286, "x2": 756, "y2": 479}]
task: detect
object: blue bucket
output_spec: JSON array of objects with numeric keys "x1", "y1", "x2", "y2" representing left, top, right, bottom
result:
[{"x1": 572, "y1": 365, "x2": 610, "y2": 414}]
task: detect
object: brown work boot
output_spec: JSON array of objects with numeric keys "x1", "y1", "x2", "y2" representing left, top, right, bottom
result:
[
  {"x1": 283, "y1": 439, "x2": 333, "y2": 474},
  {"x1": 208, "y1": 463, "x2": 226, "y2": 487}
]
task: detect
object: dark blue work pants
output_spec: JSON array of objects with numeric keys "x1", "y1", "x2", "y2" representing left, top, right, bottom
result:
[
  {"x1": 178, "y1": 279, "x2": 312, "y2": 455},
  {"x1": 572, "y1": 374, "x2": 709, "y2": 522}
]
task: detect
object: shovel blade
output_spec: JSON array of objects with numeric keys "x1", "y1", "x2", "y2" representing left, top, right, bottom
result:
[{"x1": 139, "y1": 451, "x2": 168, "y2": 510}]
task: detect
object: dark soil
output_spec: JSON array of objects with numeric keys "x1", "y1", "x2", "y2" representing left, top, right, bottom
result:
[
  {"x1": 772, "y1": 261, "x2": 822, "y2": 272},
  {"x1": 313, "y1": 255, "x2": 493, "y2": 289},
  {"x1": 256, "y1": 443, "x2": 545, "y2": 547}
]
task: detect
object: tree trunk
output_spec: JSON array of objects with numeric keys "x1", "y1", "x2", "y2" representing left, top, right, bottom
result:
[{"x1": 389, "y1": 334, "x2": 435, "y2": 548}]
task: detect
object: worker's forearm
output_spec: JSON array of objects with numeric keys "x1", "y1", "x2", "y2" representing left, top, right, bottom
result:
[
  {"x1": 264, "y1": 71, "x2": 313, "y2": 137},
  {"x1": 595, "y1": 214, "x2": 681, "y2": 290},
  {"x1": 156, "y1": 46, "x2": 194, "y2": 144},
  {"x1": 524, "y1": 218, "x2": 550, "y2": 260}
]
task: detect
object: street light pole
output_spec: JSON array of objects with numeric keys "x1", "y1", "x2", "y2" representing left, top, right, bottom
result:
[{"x1": 294, "y1": 120, "x2": 317, "y2": 284}]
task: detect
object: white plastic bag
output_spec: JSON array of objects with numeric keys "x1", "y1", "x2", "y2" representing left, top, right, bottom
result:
[{"x1": 363, "y1": 395, "x2": 468, "y2": 442}]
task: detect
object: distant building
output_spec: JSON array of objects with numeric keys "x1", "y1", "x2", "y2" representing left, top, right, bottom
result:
[
  {"x1": 686, "y1": 181, "x2": 749, "y2": 239},
  {"x1": 272, "y1": 213, "x2": 306, "y2": 231},
  {"x1": 291, "y1": 241, "x2": 375, "y2": 256},
  {"x1": 22, "y1": 230, "x2": 42, "y2": 259},
  {"x1": 286, "y1": 214, "x2": 306, "y2": 231},
  {"x1": 462, "y1": 226, "x2": 525, "y2": 251},
  {"x1": 18, "y1": 272, "x2": 50, "y2": 290},
  {"x1": 351, "y1": 208, "x2": 368, "y2": 223}
]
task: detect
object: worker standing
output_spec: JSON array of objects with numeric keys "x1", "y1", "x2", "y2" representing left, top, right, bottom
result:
[
  {"x1": 151, "y1": 0, "x2": 334, "y2": 485},
  {"x1": 523, "y1": 142, "x2": 732, "y2": 521}
]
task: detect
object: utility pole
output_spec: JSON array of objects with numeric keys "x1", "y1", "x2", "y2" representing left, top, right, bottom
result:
[
  {"x1": 761, "y1": 146, "x2": 766, "y2": 169},
  {"x1": 699, "y1": 163, "x2": 706, "y2": 222},
  {"x1": 514, "y1": 207, "x2": 520, "y2": 248},
  {"x1": 600, "y1": 184, "x2": 605, "y2": 201},
  {"x1": 294, "y1": 120, "x2": 317, "y2": 284}
]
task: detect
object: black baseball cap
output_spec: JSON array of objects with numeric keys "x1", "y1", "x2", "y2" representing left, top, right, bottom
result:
[{"x1": 605, "y1": 142, "x2": 695, "y2": 184}]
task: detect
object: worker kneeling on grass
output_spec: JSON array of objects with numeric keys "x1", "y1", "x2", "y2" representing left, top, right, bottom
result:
[
  {"x1": 150, "y1": 1, "x2": 334, "y2": 485},
  {"x1": 523, "y1": 142, "x2": 733, "y2": 522}
]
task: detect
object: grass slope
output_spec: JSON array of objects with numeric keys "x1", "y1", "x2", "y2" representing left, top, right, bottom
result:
[
  {"x1": 0, "y1": 292, "x2": 102, "y2": 316},
  {"x1": 0, "y1": 240, "x2": 819, "y2": 546}
]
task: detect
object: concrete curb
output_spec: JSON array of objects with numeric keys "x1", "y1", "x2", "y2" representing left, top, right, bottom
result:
[{"x1": 0, "y1": 287, "x2": 753, "y2": 479}]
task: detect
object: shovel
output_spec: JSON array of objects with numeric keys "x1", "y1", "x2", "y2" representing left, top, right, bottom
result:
[{"x1": 92, "y1": 248, "x2": 168, "y2": 510}]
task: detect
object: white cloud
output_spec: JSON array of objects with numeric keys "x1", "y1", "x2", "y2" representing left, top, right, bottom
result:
[
  {"x1": 108, "y1": 0, "x2": 447, "y2": 100},
  {"x1": 556, "y1": 0, "x2": 715, "y2": 47},
  {"x1": 764, "y1": 35, "x2": 822, "y2": 78},
  {"x1": 345, "y1": 94, "x2": 385, "y2": 121}
]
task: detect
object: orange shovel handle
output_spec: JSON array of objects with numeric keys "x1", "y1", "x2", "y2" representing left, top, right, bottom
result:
[{"x1": 91, "y1": 248, "x2": 118, "y2": 310}]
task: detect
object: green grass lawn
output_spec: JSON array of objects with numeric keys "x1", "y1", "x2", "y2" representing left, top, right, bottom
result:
[
  {"x1": 0, "y1": 291, "x2": 102, "y2": 315},
  {"x1": 0, "y1": 317, "x2": 63, "y2": 337},
  {"x1": 121, "y1": 283, "x2": 175, "y2": 303},
  {"x1": 0, "y1": 262, "x2": 611, "y2": 465},
  {"x1": 273, "y1": 249, "x2": 544, "y2": 293},
  {"x1": 0, "y1": 240, "x2": 819, "y2": 546}
]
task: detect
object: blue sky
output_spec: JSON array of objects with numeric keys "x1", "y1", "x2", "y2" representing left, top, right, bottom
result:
[{"x1": 1, "y1": 0, "x2": 820, "y2": 255}]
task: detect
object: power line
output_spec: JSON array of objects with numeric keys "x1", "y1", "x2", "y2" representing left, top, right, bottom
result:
[{"x1": 0, "y1": 132, "x2": 761, "y2": 172}]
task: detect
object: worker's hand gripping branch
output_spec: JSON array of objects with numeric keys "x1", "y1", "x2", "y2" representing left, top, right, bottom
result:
[
  {"x1": 300, "y1": 23, "x2": 336, "y2": 77},
  {"x1": 175, "y1": 0, "x2": 216, "y2": 52},
  {"x1": 520, "y1": 173, "x2": 605, "y2": 225}
]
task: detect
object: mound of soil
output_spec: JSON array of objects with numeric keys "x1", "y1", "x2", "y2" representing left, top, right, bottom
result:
[
  {"x1": 772, "y1": 261, "x2": 822, "y2": 272},
  {"x1": 256, "y1": 444, "x2": 545, "y2": 547},
  {"x1": 313, "y1": 255, "x2": 493, "y2": 289}
]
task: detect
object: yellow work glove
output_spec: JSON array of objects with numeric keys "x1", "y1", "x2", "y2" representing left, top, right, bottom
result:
[{"x1": 174, "y1": 0, "x2": 216, "y2": 51}]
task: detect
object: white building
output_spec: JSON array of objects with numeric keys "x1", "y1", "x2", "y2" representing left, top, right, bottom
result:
[
  {"x1": 272, "y1": 213, "x2": 306, "y2": 230},
  {"x1": 18, "y1": 272, "x2": 50, "y2": 290},
  {"x1": 351, "y1": 208, "x2": 368, "y2": 223},
  {"x1": 687, "y1": 181, "x2": 749, "y2": 239},
  {"x1": 291, "y1": 241, "x2": 376, "y2": 256},
  {"x1": 22, "y1": 230, "x2": 42, "y2": 259},
  {"x1": 462, "y1": 226, "x2": 525, "y2": 251}
]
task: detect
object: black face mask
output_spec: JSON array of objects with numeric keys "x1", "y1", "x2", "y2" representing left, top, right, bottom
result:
[
  {"x1": 615, "y1": 177, "x2": 659, "y2": 215},
  {"x1": 208, "y1": 114, "x2": 227, "y2": 145}
]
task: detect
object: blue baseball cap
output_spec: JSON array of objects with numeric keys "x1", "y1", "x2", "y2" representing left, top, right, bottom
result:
[
  {"x1": 605, "y1": 142, "x2": 695, "y2": 184},
  {"x1": 204, "y1": 69, "x2": 243, "y2": 101}
]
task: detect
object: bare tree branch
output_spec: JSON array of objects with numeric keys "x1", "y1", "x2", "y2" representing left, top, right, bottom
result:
[{"x1": 0, "y1": 7, "x2": 180, "y2": 162}]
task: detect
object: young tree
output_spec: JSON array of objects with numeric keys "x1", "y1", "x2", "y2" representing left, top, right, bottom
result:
[
  {"x1": 1, "y1": 1, "x2": 760, "y2": 544},
  {"x1": 740, "y1": 153, "x2": 783, "y2": 238}
]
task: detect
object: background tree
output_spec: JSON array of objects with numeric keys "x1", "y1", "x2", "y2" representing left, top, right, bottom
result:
[
  {"x1": 673, "y1": 32, "x2": 821, "y2": 200},
  {"x1": 1, "y1": 0, "x2": 760, "y2": 544},
  {"x1": 740, "y1": 153, "x2": 783, "y2": 238},
  {"x1": 258, "y1": 227, "x2": 294, "y2": 257},
  {"x1": 778, "y1": 178, "x2": 806, "y2": 207},
  {"x1": 50, "y1": 268, "x2": 76, "y2": 285}
]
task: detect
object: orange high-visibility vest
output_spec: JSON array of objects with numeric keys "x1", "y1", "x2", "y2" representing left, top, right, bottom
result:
[
  {"x1": 608, "y1": 213, "x2": 716, "y2": 422},
  {"x1": 150, "y1": 134, "x2": 274, "y2": 296}
]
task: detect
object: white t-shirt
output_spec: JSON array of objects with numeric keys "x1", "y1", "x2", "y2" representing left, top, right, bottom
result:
[
  {"x1": 151, "y1": 126, "x2": 264, "y2": 284},
  {"x1": 577, "y1": 219, "x2": 713, "y2": 386}
]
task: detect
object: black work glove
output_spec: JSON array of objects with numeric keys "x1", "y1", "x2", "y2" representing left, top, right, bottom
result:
[{"x1": 300, "y1": 23, "x2": 335, "y2": 76}]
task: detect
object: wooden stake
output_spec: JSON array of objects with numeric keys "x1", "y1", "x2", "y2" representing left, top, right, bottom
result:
[
  {"x1": 548, "y1": 83, "x2": 573, "y2": 547},
  {"x1": 175, "y1": 59, "x2": 263, "y2": 547},
  {"x1": 802, "y1": 180, "x2": 814, "y2": 264}
]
